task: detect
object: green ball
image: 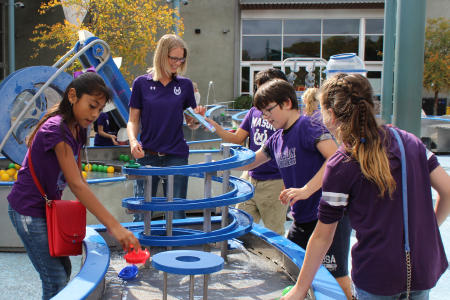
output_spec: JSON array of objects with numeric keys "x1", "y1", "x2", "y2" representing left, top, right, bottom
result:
[
  {"x1": 282, "y1": 285, "x2": 294, "y2": 296},
  {"x1": 123, "y1": 155, "x2": 130, "y2": 162},
  {"x1": 82, "y1": 163, "x2": 86, "y2": 170},
  {"x1": 103, "y1": 165, "x2": 109, "y2": 172},
  {"x1": 92, "y1": 164, "x2": 98, "y2": 171},
  {"x1": 119, "y1": 154, "x2": 125, "y2": 161},
  {"x1": 8, "y1": 163, "x2": 15, "y2": 169}
]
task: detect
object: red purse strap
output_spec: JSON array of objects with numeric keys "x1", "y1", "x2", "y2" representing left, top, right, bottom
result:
[{"x1": 28, "y1": 124, "x2": 82, "y2": 205}]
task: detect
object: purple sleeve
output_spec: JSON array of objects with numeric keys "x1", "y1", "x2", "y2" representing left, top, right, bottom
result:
[
  {"x1": 97, "y1": 113, "x2": 108, "y2": 127},
  {"x1": 129, "y1": 77, "x2": 142, "y2": 109},
  {"x1": 240, "y1": 108, "x2": 253, "y2": 132},
  {"x1": 318, "y1": 153, "x2": 352, "y2": 224},
  {"x1": 42, "y1": 122, "x2": 77, "y2": 154},
  {"x1": 427, "y1": 149, "x2": 440, "y2": 173},
  {"x1": 302, "y1": 118, "x2": 330, "y2": 152},
  {"x1": 184, "y1": 79, "x2": 197, "y2": 110}
]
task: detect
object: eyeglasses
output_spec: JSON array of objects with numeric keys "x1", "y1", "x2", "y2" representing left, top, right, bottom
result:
[
  {"x1": 168, "y1": 56, "x2": 186, "y2": 63},
  {"x1": 261, "y1": 103, "x2": 279, "y2": 118}
]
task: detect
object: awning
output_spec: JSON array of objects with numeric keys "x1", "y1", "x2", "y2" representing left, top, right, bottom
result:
[{"x1": 239, "y1": 0, "x2": 385, "y2": 10}]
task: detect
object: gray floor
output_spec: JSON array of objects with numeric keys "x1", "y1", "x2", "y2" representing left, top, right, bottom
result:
[{"x1": 1, "y1": 156, "x2": 450, "y2": 299}]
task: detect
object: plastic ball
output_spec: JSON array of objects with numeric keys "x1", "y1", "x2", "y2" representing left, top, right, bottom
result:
[
  {"x1": 107, "y1": 166, "x2": 114, "y2": 173},
  {"x1": 1, "y1": 173, "x2": 10, "y2": 181},
  {"x1": 6, "y1": 169, "x2": 16, "y2": 177},
  {"x1": 119, "y1": 154, "x2": 124, "y2": 161},
  {"x1": 92, "y1": 164, "x2": 98, "y2": 171},
  {"x1": 123, "y1": 155, "x2": 130, "y2": 162},
  {"x1": 282, "y1": 285, "x2": 294, "y2": 296},
  {"x1": 0, "y1": 170, "x2": 5, "y2": 176},
  {"x1": 14, "y1": 164, "x2": 21, "y2": 170},
  {"x1": 82, "y1": 171, "x2": 87, "y2": 178},
  {"x1": 103, "y1": 165, "x2": 109, "y2": 172},
  {"x1": 14, "y1": 173, "x2": 17, "y2": 180},
  {"x1": 8, "y1": 163, "x2": 15, "y2": 169},
  {"x1": 82, "y1": 163, "x2": 86, "y2": 170},
  {"x1": 84, "y1": 164, "x2": 92, "y2": 172}
]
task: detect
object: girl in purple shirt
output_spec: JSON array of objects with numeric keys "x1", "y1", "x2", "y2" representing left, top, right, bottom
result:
[
  {"x1": 281, "y1": 74, "x2": 450, "y2": 300},
  {"x1": 127, "y1": 34, "x2": 205, "y2": 221},
  {"x1": 8, "y1": 72, "x2": 140, "y2": 300}
]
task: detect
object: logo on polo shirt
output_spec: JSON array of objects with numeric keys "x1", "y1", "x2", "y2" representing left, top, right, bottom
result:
[
  {"x1": 174, "y1": 87, "x2": 181, "y2": 95},
  {"x1": 150, "y1": 86, "x2": 156, "y2": 90}
]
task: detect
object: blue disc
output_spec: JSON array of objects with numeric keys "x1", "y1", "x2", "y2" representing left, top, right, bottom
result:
[
  {"x1": 118, "y1": 265, "x2": 139, "y2": 280},
  {"x1": 0, "y1": 66, "x2": 73, "y2": 164}
]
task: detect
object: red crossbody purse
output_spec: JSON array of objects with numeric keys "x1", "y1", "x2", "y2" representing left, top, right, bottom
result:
[{"x1": 28, "y1": 127, "x2": 86, "y2": 257}]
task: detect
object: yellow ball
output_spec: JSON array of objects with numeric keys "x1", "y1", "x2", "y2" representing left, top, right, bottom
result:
[
  {"x1": 14, "y1": 164, "x2": 21, "y2": 170},
  {"x1": 84, "y1": 164, "x2": 92, "y2": 172},
  {"x1": 0, "y1": 170, "x2": 5, "y2": 176},
  {"x1": 82, "y1": 171, "x2": 87, "y2": 178},
  {"x1": 6, "y1": 169, "x2": 16, "y2": 177},
  {"x1": 1, "y1": 173, "x2": 10, "y2": 181},
  {"x1": 14, "y1": 173, "x2": 17, "y2": 180},
  {"x1": 107, "y1": 166, "x2": 114, "y2": 173}
]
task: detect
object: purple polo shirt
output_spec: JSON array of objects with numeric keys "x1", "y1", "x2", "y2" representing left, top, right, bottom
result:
[
  {"x1": 94, "y1": 112, "x2": 116, "y2": 146},
  {"x1": 240, "y1": 108, "x2": 282, "y2": 180},
  {"x1": 8, "y1": 115, "x2": 86, "y2": 218},
  {"x1": 129, "y1": 73, "x2": 197, "y2": 158},
  {"x1": 263, "y1": 115, "x2": 332, "y2": 223},
  {"x1": 318, "y1": 126, "x2": 447, "y2": 295}
]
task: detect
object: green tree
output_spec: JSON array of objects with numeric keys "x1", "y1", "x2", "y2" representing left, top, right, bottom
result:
[
  {"x1": 423, "y1": 18, "x2": 450, "y2": 115},
  {"x1": 31, "y1": 0, "x2": 184, "y2": 82}
]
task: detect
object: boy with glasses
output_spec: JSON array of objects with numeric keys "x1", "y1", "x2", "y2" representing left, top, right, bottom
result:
[
  {"x1": 234, "y1": 79, "x2": 352, "y2": 299},
  {"x1": 205, "y1": 69, "x2": 287, "y2": 236}
]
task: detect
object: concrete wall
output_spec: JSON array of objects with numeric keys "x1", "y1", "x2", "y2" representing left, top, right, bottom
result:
[
  {"x1": 7, "y1": 0, "x2": 66, "y2": 72},
  {"x1": 176, "y1": 0, "x2": 237, "y2": 106}
]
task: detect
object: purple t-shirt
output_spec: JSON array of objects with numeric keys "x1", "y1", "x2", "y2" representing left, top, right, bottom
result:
[
  {"x1": 318, "y1": 126, "x2": 448, "y2": 295},
  {"x1": 240, "y1": 108, "x2": 282, "y2": 180},
  {"x1": 94, "y1": 112, "x2": 116, "y2": 146},
  {"x1": 129, "y1": 73, "x2": 197, "y2": 158},
  {"x1": 263, "y1": 115, "x2": 331, "y2": 223},
  {"x1": 8, "y1": 115, "x2": 86, "y2": 218}
]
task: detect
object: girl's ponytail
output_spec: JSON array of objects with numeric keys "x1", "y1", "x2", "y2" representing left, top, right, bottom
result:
[{"x1": 321, "y1": 74, "x2": 396, "y2": 198}]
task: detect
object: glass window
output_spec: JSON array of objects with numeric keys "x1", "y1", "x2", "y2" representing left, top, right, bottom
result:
[
  {"x1": 367, "y1": 71, "x2": 382, "y2": 95},
  {"x1": 323, "y1": 19, "x2": 360, "y2": 34},
  {"x1": 242, "y1": 36, "x2": 282, "y2": 61},
  {"x1": 366, "y1": 19, "x2": 384, "y2": 34},
  {"x1": 242, "y1": 20, "x2": 282, "y2": 35},
  {"x1": 283, "y1": 36, "x2": 321, "y2": 59},
  {"x1": 241, "y1": 67, "x2": 250, "y2": 93},
  {"x1": 284, "y1": 20, "x2": 321, "y2": 34},
  {"x1": 322, "y1": 36, "x2": 359, "y2": 60},
  {"x1": 365, "y1": 36, "x2": 383, "y2": 61}
]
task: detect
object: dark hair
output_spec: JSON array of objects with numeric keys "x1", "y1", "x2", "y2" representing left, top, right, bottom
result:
[
  {"x1": 319, "y1": 73, "x2": 395, "y2": 198},
  {"x1": 26, "y1": 72, "x2": 113, "y2": 147},
  {"x1": 253, "y1": 79, "x2": 298, "y2": 111},
  {"x1": 254, "y1": 68, "x2": 288, "y2": 88}
]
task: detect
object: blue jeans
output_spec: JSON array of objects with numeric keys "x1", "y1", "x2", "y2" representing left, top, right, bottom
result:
[
  {"x1": 355, "y1": 286, "x2": 430, "y2": 300},
  {"x1": 8, "y1": 204, "x2": 71, "y2": 300},
  {"x1": 133, "y1": 154, "x2": 188, "y2": 221}
]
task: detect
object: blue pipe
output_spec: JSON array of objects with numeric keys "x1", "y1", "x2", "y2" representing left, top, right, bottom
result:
[
  {"x1": 173, "y1": 0, "x2": 180, "y2": 35},
  {"x1": 8, "y1": 0, "x2": 14, "y2": 74}
]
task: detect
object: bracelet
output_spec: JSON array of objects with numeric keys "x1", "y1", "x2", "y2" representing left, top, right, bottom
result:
[{"x1": 193, "y1": 121, "x2": 200, "y2": 125}]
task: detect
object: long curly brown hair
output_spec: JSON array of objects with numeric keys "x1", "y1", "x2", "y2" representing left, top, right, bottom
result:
[{"x1": 320, "y1": 73, "x2": 395, "y2": 198}]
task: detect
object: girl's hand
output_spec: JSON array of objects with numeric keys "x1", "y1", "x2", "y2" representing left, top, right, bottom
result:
[
  {"x1": 279, "y1": 187, "x2": 311, "y2": 205},
  {"x1": 109, "y1": 224, "x2": 141, "y2": 253},
  {"x1": 280, "y1": 285, "x2": 307, "y2": 300},
  {"x1": 205, "y1": 117, "x2": 220, "y2": 130},
  {"x1": 110, "y1": 135, "x2": 119, "y2": 146},
  {"x1": 194, "y1": 105, "x2": 206, "y2": 117},
  {"x1": 130, "y1": 139, "x2": 144, "y2": 159}
]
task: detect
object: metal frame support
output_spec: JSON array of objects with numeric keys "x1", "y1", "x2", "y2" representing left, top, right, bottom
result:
[
  {"x1": 381, "y1": 0, "x2": 396, "y2": 125},
  {"x1": 221, "y1": 145, "x2": 231, "y2": 261},
  {"x1": 203, "y1": 153, "x2": 213, "y2": 252}
]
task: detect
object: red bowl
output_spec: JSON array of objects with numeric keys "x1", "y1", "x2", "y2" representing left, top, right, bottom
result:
[{"x1": 124, "y1": 249, "x2": 150, "y2": 264}]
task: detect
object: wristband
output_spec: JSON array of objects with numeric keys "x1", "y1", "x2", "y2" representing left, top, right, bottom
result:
[{"x1": 193, "y1": 121, "x2": 200, "y2": 125}]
